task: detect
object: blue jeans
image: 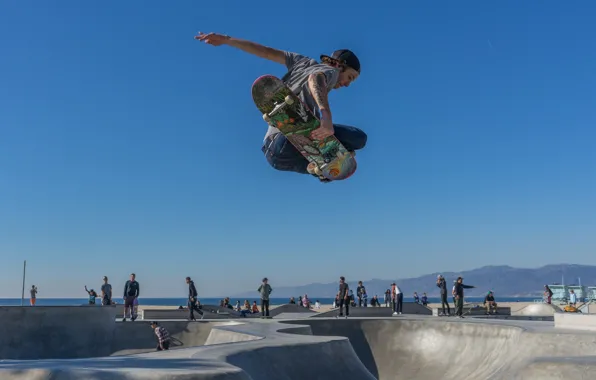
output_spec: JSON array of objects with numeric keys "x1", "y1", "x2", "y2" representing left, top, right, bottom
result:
[{"x1": 261, "y1": 124, "x2": 367, "y2": 174}]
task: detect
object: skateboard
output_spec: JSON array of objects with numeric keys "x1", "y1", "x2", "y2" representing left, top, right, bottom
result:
[{"x1": 251, "y1": 75, "x2": 357, "y2": 181}]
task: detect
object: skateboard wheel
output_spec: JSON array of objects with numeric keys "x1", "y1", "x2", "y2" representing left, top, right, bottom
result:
[
  {"x1": 284, "y1": 95, "x2": 294, "y2": 105},
  {"x1": 307, "y1": 162, "x2": 317, "y2": 175},
  {"x1": 263, "y1": 113, "x2": 271, "y2": 123}
]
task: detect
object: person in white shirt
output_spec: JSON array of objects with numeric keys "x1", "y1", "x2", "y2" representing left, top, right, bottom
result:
[
  {"x1": 391, "y1": 282, "x2": 403, "y2": 316},
  {"x1": 569, "y1": 290, "x2": 577, "y2": 307},
  {"x1": 452, "y1": 281, "x2": 457, "y2": 311}
]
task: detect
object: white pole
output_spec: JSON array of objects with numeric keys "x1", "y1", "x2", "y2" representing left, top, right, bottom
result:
[{"x1": 21, "y1": 260, "x2": 26, "y2": 306}]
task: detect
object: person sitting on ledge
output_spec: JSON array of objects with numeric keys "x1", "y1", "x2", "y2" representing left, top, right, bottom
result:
[
  {"x1": 240, "y1": 300, "x2": 252, "y2": 317},
  {"x1": 484, "y1": 291, "x2": 498, "y2": 314}
]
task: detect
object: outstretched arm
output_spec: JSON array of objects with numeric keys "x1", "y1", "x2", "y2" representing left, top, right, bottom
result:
[{"x1": 195, "y1": 32, "x2": 285, "y2": 65}]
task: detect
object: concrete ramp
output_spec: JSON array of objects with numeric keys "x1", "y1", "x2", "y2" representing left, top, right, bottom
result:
[
  {"x1": 289, "y1": 319, "x2": 521, "y2": 379},
  {"x1": 283, "y1": 318, "x2": 596, "y2": 380},
  {"x1": 515, "y1": 303, "x2": 561, "y2": 317}
]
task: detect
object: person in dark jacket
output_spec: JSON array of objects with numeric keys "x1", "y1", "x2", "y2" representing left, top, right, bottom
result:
[
  {"x1": 186, "y1": 277, "x2": 203, "y2": 320},
  {"x1": 436, "y1": 275, "x2": 451, "y2": 316},
  {"x1": 544, "y1": 285, "x2": 553, "y2": 304},
  {"x1": 123, "y1": 273, "x2": 140, "y2": 321},
  {"x1": 337, "y1": 276, "x2": 350, "y2": 318},
  {"x1": 454, "y1": 276, "x2": 475, "y2": 318},
  {"x1": 356, "y1": 281, "x2": 365, "y2": 307}
]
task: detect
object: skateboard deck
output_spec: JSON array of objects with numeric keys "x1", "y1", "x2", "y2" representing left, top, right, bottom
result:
[{"x1": 251, "y1": 75, "x2": 357, "y2": 181}]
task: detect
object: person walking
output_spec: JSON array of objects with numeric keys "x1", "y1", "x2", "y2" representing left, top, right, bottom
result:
[{"x1": 186, "y1": 277, "x2": 203, "y2": 320}]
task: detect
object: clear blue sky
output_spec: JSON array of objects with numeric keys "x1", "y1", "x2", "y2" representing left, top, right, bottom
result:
[{"x1": 1, "y1": 1, "x2": 595, "y2": 298}]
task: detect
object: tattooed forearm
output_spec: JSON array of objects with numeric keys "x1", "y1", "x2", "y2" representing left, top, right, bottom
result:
[{"x1": 308, "y1": 72, "x2": 330, "y2": 112}]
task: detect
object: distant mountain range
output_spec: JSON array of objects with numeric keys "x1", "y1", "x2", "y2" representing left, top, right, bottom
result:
[{"x1": 232, "y1": 264, "x2": 596, "y2": 298}]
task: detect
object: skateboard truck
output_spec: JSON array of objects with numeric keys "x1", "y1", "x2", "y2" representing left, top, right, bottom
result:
[
  {"x1": 262, "y1": 95, "x2": 294, "y2": 123},
  {"x1": 307, "y1": 161, "x2": 326, "y2": 178}
]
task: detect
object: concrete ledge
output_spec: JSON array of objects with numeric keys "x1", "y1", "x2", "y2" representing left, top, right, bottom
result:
[
  {"x1": 141, "y1": 308, "x2": 260, "y2": 320},
  {"x1": 470, "y1": 314, "x2": 554, "y2": 321},
  {"x1": 555, "y1": 312, "x2": 596, "y2": 331},
  {"x1": 0, "y1": 306, "x2": 118, "y2": 360},
  {"x1": 431, "y1": 306, "x2": 511, "y2": 316}
]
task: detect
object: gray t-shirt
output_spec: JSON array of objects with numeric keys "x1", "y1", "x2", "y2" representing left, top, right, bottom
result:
[
  {"x1": 101, "y1": 283, "x2": 112, "y2": 299},
  {"x1": 264, "y1": 51, "x2": 340, "y2": 140},
  {"x1": 258, "y1": 283, "x2": 272, "y2": 301}
]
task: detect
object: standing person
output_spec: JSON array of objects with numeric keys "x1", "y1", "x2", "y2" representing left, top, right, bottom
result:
[
  {"x1": 421, "y1": 293, "x2": 428, "y2": 306},
  {"x1": 391, "y1": 282, "x2": 403, "y2": 316},
  {"x1": 258, "y1": 277, "x2": 273, "y2": 318},
  {"x1": 452, "y1": 281, "x2": 457, "y2": 311},
  {"x1": 195, "y1": 31, "x2": 367, "y2": 183},
  {"x1": 122, "y1": 273, "x2": 140, "y2": 322},
  {"x1": 544, "y1": 285, "x2": 553, "y2": 304},
  {"x1": 337, "y1": 276, "x2": 350, "y2": 318},
  {"x1": 436, "y1": 275, "x2": 451, "y2": 316},
  {"x1": 569, "y1": 289, "x2": 577, "y2": 307},
  {"x1": 453, "y1": 277, "x2": 475, "y2": 318},
  {"x1": 150, "y1": 322, "x2": 171, "y2": 351},
  {"x1": 186, "y1": 277, "x2": 203, "y2": 321},
  {"x1": 384, "y1": 289, "x2": 391, "y2": 307},
  {"x1": 101, "y1": 276, "x2": 112, "y2": 306},
  {"x1": 30, "y1": 285, "x2": 38, "y2": 306},
  {"x1": 356, "y1": 281, "x2": 365, "y2": 307}
]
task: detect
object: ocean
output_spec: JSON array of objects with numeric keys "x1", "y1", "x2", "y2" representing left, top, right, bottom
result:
[{"x1": 0, "y1": 296, "x2": 540, "y2": 307}]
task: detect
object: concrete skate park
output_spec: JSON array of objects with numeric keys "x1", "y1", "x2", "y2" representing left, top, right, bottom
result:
[{"x1": 1, "y1": 303, "x2": 596, "y2": 379}]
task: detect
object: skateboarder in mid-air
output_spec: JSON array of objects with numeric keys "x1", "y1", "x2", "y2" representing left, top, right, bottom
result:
[{"x1": 195, "y1": 32, "x2": 367, "y2": 181}]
